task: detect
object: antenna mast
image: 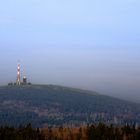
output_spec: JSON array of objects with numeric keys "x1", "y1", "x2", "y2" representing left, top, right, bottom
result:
[{"x1": 16, "y1": 62, "x2": 21, "y2": 85}]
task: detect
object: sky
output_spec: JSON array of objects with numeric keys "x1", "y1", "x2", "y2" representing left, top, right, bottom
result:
[{"x1": 0, "y1": 0, "x2": 140, "y2": 102}]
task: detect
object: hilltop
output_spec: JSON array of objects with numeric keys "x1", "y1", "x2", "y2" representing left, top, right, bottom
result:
[{"x1": 0, "y1": 85, "x2": 140, "y2": 127}]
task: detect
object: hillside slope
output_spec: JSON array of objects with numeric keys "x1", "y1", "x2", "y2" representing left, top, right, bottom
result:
[{"x1": 0, "y1": 85, "x2": 140, "y2": 127}]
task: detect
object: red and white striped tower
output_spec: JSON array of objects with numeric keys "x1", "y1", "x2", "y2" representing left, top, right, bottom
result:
[{"x1": 16, "y1": 63, "x2": 21, "y2": 85}]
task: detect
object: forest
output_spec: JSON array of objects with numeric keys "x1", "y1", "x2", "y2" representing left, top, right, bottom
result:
[
  {"x1": 1, "y1": 123, "x2": 140, "y2": 140},
  {"x1": 0, "y1": 85, "x2": 140, "y2": 127}
]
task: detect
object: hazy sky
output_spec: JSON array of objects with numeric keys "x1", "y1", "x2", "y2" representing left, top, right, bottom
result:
[{"x1": 0, "y1": 0, "x2": 140, "y2": 102}]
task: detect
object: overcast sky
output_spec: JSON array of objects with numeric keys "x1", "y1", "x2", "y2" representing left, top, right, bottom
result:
[{"x1": 0, "y1": 0, "x2": 140, "y2": 102}]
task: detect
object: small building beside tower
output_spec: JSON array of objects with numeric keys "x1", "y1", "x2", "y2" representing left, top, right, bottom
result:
[{"x1": 23, "y1": 76, "x2": 27, "y2": 85}]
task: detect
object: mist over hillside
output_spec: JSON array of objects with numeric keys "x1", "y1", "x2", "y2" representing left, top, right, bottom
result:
[{"x1": 0, "y1": 85, "x2": 140, "y2": 127}]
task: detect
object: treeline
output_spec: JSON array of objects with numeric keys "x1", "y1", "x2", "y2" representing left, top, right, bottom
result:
[
  {"x1": 1, "y1": 123, "x2": 140, "y2": 140},
  {"x1": 42, "y1": 123, "x2": 140, "y2": 140},
  {"x1": 0, "y1": 123, "x2": 45, "y2": 140}
]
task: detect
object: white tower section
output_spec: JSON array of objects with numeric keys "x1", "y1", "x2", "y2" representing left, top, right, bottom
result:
[{"x1": 16, "y1": 63, "x2": 21, "y2": 85}]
